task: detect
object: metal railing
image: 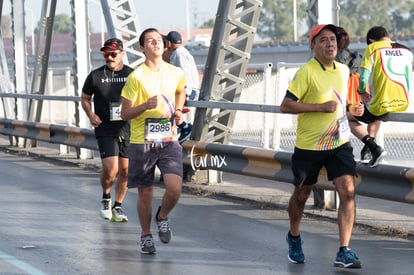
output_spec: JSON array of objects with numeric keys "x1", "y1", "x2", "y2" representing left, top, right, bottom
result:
[
  {"x1": 181, "y1": 140, "x2": 414, "y2": 205},
  {"x1": 0, "y1": 118, "x2": 97, "y2": 150},
  {"x1": 0, "y1": 117, "x2": 413, "y2": 206}
]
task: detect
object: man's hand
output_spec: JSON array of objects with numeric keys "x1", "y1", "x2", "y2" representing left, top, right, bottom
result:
[
  {"x1": 320, "y1": 100, "x2": 337, "y2": 113},
  {"x1": 146, "y1": 95, "x2": 158, "y2": 110},
  {"x1": 174, "y1": 109, "x2": 184, "y2": 125},
  {"x1": 89, "y1": 113, "x2": 102, "y2": 128},
  {"x1": 349, "y1": 102, "x2": 364, "y2": 117}
]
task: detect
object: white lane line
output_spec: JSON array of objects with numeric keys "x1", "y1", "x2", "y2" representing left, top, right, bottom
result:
[{"x1": 0, "y1": 250, "x2": 47, "y2": 275}]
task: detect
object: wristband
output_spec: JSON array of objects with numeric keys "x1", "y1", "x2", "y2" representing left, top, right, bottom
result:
[{"x1": 175, "y1": 109, "x2": 182, "y2": 114}]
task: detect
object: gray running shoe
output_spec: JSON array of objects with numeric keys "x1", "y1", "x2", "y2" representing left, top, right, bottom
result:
[
  {"x1": 155, "y1": 206, "x2": 172, "y2": 243},
  {"x1": 140, "y1": 234, "x2": 156, "y2": 254}
]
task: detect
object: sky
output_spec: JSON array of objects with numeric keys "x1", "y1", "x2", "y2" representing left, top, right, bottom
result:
[{"x1": 2, "y1": 0, "x2": 219, "y2": 35}]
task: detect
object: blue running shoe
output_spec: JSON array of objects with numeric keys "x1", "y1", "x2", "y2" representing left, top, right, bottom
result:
[
  {"x1": 334, "y1": 247, "x2": 361, "y2": 268},
  {"x1": 178, "y1": 122, "x2": 192, "y2": 143},
  {"x1": 286, "y1": 231, "x2": 305, "y2": 264}
]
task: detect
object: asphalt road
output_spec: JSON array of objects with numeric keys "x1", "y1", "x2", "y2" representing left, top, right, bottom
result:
[{"x1": 0, "y1": 151, "x2": 414, "y2": 275}]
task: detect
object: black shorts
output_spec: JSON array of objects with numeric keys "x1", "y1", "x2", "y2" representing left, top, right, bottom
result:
[
  {"x1": 353, "y1": 107, "x2": 387, "y2": 124},
  {"x1": 96, "y1": 136, "x2": 129, "y2": 159},
  {"x1": 291, "y1": 142, "x2": 356, "y2": 187}
]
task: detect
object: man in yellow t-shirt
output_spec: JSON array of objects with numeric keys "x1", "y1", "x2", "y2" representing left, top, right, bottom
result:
[
  {"x1": 348, "y1": 26, "x2": 413, "y2": 167},
  {"x1": 280, "y1": 24, "x2": 362, "y2": 269},
  {"x1": 121, "y1": 28, "x2": 187, "y2": 255}
]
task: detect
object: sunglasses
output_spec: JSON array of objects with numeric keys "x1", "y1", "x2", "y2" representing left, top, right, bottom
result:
[{"x1": 103, "y1": 51, "x2": 120, "y2": 58}]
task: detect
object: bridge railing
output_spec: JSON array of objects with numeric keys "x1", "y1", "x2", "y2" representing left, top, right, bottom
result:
[
  {"x1": 0, "y1": 108, "x2": 413, "y2": 206},
  {"x1": 181, "y1": 140, "x2": 414, "y2": 205},
  {"x1": 0, "y1": 118, "x2": 97, "y2": 150}
]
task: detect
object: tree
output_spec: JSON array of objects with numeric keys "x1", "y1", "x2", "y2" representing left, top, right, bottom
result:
[
  {"x1": 33, "y1": 13, "x2": 93, "y2": 35},
  {"x1": 337, "y1": 0, "x2": 414, "y2": 38},
  {"x1": 257, "y1": 0, "x2": 414, "y2": 41},
  {"x1": 53, "y1": 14, "x2": 72, "y2": 34},
  {"x1": 33, "y1": 13, "x2": 72, "y2": 35},
  {"x1": 199, "y1": 18, "x2": 215, "y2": 29},
  {"x1": 257, "y1": 0, "x2": 307, "y2": 41},
  {"x1": 1, "y1": 16, "x2": 12, "y2": 37}
]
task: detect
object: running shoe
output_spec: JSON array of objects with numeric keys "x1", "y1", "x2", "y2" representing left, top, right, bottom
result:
[
  {"x1": 369, "y1": 146, "x2": 387, "y2": 168},
  {"x1": 360, "y1": 145, "x2": 371, "y2": 164},
  {"x1": 100, "y1": 198, "x2": 112, "y2": 220},
  {"x1": 178, "y1": 122, "x2": 192, "y2": 143},
  {"x1": 155, "y1": 206, "x2": 172, "y2": 243},
  {"x1": 333, "y1": 247, "x2": 361, "y2": 268},
  {"x1": 111, "y1": 206, "x2": 128, "y2": 222},
  {"x1": 286, "y1": 231, "x2": 305, "y2": 264},
  {"x1": 140, "y1": 234, "x2": 156, "y2": 254}
]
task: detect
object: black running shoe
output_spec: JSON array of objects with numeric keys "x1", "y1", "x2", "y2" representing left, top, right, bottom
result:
[
  {"x1": 369, "y1": 146, "x2": 387, "y2": 168},
  {"x1": 360, "y1": 145, "x2": 371, "y2": 164},
  {"x1": 178, "y1": 123, "x2": 192, "y2": 143}
]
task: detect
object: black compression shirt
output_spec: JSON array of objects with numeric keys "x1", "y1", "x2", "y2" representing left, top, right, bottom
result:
[{"x1": 82, "y1": 64, "x2": 133, "y2": 138}]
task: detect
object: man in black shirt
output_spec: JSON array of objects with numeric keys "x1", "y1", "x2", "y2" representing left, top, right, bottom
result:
[{"x1": 81, "y1": 38, "x2": 133, "y2": 222}]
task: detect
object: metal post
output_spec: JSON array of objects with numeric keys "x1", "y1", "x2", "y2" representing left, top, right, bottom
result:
[
  {"x1": 65, "y1": 69, "x2": 72, "y2": 126},
  {"x1": 0, "y1": 30, "x2": 15, "y2": 120},
  {"x1": 11, "y1": 0, "x2": 28, "y2": 146},
  {"x1": 376, "y1": 125, "x2": 385, "y2": 164},
  {"x1": 60, "y1": 69, "x2": 72, "y2": 155},
  {"x1": 273, "y1": 63, "x2": 287, "y2": 151},
  {"x1": 262, "y1": 63, "x2": 272, "y2": 149},
  {"x1": 47, "y1": 69, "x2": 54, "y2": 123},
  {"x1": 71, "y1": 0, "x2": 93, "y2": 159},
  {"x1": 185, "y1": 0, "x2": 190, "y2": 41},
  {"x1": 293, "y1": 0, "x2": 297, "y2": 41}
]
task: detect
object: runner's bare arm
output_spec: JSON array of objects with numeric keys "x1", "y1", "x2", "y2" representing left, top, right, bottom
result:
[{"x1": 121, "y1": 96, "x2": 158, "y2": 120}]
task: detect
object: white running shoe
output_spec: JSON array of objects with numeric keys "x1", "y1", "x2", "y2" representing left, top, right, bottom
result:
[
  {"x1": 100, "y1": 198, "x2": 112, "y2": 220},
  {"x1": 111, "y1": 206, "x2": 128, "y2": 222}
]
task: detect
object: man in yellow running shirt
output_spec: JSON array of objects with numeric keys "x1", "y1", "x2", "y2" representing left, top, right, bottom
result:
[
  {"x1": 280, "y1": 24, "x2": 362, "y2": 269},
  {"x1": 121, "y1": 28, "x2": 187, "y2": 255},
  {"x1": 348, "y1": 26, "x2": 413, "y2": 167}
]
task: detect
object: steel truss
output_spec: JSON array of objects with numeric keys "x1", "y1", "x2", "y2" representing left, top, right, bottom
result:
[{"x1": 192, "y1": 0, "x2": 263, "y2": 145}]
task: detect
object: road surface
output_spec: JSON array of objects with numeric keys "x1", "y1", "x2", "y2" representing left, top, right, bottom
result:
[{"x1": 0, "y1": 151, "x2": 413, "y2": 274}]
